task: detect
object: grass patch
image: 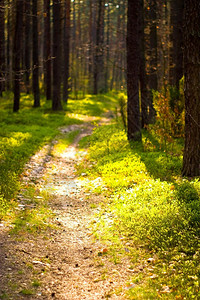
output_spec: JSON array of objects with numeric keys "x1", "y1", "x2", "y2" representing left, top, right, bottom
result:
[
  {"x1": 67, "y1": 92, "x2": 118, "y2": 117},
  {"x1": 78, "y1": 121, "x2": 200, "y2": 299},
  {"x1": 0, "y1": 91, "x2": 117, "y2": 219}
]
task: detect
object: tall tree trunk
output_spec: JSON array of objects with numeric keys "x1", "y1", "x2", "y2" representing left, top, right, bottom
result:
[
  {"x1": 139, "y1": 0, "x2": 148, "y2": 128},
  {"x1": 25, "y1": 0, "x2": 31, "y2": 94},
  {"x1": 0, "y1": 0, "x2": 5, "y2": 96},
  {"x1": 13, "y1": 0, "x2": 23, "y2": 112},
  {"x1": 157, "y1": 2, "x2": 165, "y2": 91},
  {"x1": 6, "y1": 0, "x2": 14, "y2": 90},
  {"x1": 170, "y1": 0, "x2": 184, "y2": 88},
  {"x1": 32, "y1": 0, "x2": 40, "y2": 107},
  {"x1": 44, "y1": 0, "x2": 51, "y2": 100},
  {"x1": 63, "y1": 0, "x2": 71, "y2": 103},
  {"x1": 182, "y1": 0, "x2": 200, "y2": 177},
  {"x1": 88, "y1": 0, "x2": 94, "y2": 93},
  {"x1": 93, "y1": 0, "x2": 105, "y2": 94},
  {"x1": 52, "y1": 0, "x2": 62, "y2": 110},
  {"x1": 104, "y1": 2, "x2": 110, "y2": 92},
  {"x1": 71, "y1": 0, "x2": 77, "y2": 98},
  {"x1": 127, "y1": 0, "x2": 141, "y2": 141},
  {"x1": 148, "y1": 0, "x2": 157, "y2": 122}
]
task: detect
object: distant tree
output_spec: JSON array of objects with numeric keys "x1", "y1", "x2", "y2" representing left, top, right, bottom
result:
[
  {"x1": 44, "y1": 0, "x2": 51, "y2": 100},
  {"x1": 13, "y1": 0, "x2": 23, "y2": 112},
  {"x1": 25, "y1": 0, "x2": 31, "y2": 94},
  {"x1": 32, "y1": 0, "x2": 40, "y2": 107},
  {"x1": 182, "y1": 0, "x2": 200, "y2": 177},
  {"x1": 170, "y1": 0, "x2": 184, "y2": 89},
  {"x1": 63, "y1": 0, "x2": 71, "y2": 103},
  {"x1": 127, "y1": 0, "x2": 141, "y2": 141},
  {"x1": 6, "y1": 0, "x2": 11, "y2": 91},
  {"x1": 0, "y1": 0, "x2": 5, "y2": 96},
  {"x1": 52, "y1": 0, "x2": 62, "y2": 110}
]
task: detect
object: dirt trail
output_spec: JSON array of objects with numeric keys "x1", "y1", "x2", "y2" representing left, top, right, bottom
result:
[{"x1": 0, "y1": 122, "x2": 131, "y2": 300}]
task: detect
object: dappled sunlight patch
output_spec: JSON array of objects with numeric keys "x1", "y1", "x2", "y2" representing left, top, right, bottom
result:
[
  {"x1": 77, "y1": 119, "x2": 200, "y2": 299},
  {"x1": 0, "y1": 132, "x2": 31, "y2": 154}
]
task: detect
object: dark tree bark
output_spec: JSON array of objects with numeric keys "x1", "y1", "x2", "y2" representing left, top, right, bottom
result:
[
  {"x1": 182, "y1": 0, "x2": 200, "y2": 177},
  {"x1": 88, "y1": 0, "x2": 93, "y2": 93},
  {"x1": 6, "y1": 1, "x2": 11, "y2": 91},
  {"x1": 25, "y1": 0, "x2": 31, "y2": 94},
  {"x1": 148, "y1": 0, "x2": 157, "y2": 122},
  {"x1": 0, "y1": 0, "x2": 5, "y2": 96},
  {"x1": 148, "y1": 0, "x2": 157, "y2": 91},
  {"x1": 170, "y1": 0, "x2": 184, "y2": 88},
  {"x1": 44, "y1": 0, "x2": 51, "y2": 100},
  {"x1": 32, "y1": 0, "x2": 40, "y2": 107},
  {"x1": 139, "y1": 0, "x2": 148, "y2": 128},
  {"x1": 127, "y1": 0, "x2": 141, "y2": 141},
  {"x1": 52, "y1": 0, "x2": 62, "y2": 110},
  {"x1": 104, "y1": 2, "x2": 110, "y2": 93},
  {"x1": 13, "y1": 0, "x2": 23, "y2": 112},
  {"x1": 93, "y1": 0, "x2": 105, "y2": 94},
  {"x1": 63, "y1": 0, "x2": 70, "y2": 103}
]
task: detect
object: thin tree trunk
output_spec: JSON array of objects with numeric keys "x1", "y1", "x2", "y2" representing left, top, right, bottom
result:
[
  {"x1": 148, "y1": 0, "x2": 157, "y2": 122},
  {"x1": 63, "y1": 0, "x2": 70, "y2": 103},
  {"x1": 104, "y1": 2, "x2": 110, "y2": 93},
  {"x1": 6, "y1": 0, "x2": 12, "y2": 91},
  {"x1": 25, "y1": 0, "x2": 31, "y2": 94},
  {"x1": 140, "y1": 0, "x2": 148, "y2": 128},
  {"x1": 52, "y1": 0, "x2": 62, "y2": 110},
  {"x1": 13, "y1": 0, "x2": 23, "y2": 112},
  {"x1": 0, "y1": 0, "x2": 5, "y2": 96},
  {"x1": 44, "y1": 0, "x2": 51, "y2": 100},
  {"x1": 170, "y1": 0, "x2": 184, "y2": 88},
  {"x1": 127, "y1": 0, "x2": 141, "y2": 141},
  {"x1": 32, "y1": 0, "x2": 40, "y2": 107},
  {"x1": 93, "y1": 0, "x2": 105, "y2": 94}
]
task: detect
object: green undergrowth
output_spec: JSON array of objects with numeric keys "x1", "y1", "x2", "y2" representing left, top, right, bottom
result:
[
  {"x1": 0, "y1": 91, "x2": 117, "y2": 219},
  {"x1": 78, "y1": 121, "x2": 200, "y2": 299},
  {"x1": 0, "y1": 93, "x2": 81, "y2": 218},
  {"x1": 67, "y1": 92, "x2": 118, "y2": 117}
]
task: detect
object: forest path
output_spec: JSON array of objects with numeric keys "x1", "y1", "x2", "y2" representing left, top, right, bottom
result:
[{"x1": 0, "y1": 118, "x2": 131, "y2": 300}]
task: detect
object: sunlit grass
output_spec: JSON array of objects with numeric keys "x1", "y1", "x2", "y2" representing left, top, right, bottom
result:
[
  {"x1": 0, "y1": 91, "x2": 118, "y2": 219},
  {"x1": 77, "y1": 120, "x2": 200, "y2": 299}
]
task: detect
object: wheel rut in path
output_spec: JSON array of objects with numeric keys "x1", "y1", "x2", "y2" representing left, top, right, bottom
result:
[{"x1": 0, "y1": 122, "x2": 131, "y2": 300}]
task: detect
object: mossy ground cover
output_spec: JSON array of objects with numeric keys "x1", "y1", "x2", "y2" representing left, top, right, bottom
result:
[{"x1": 77, "y1": 120, "x2": 200, "y2": 299}]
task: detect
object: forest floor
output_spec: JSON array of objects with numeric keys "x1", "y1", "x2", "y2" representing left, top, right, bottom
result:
[{"x1": 0, "y1": 117, "x2": 132, "y2": 300}]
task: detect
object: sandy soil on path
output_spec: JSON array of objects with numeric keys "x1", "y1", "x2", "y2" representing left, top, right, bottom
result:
[{"x1": 0, "y1": 122, "x2": 132, "y2": 300}]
